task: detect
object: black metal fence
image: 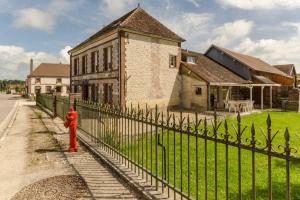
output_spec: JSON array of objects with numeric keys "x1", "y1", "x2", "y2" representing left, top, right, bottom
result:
[{"x1": 36, "y1": 94, "x2": 300, "y2": 200}]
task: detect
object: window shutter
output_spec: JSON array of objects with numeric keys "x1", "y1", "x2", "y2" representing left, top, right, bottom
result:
[{"x1": 103, "y1": 48, "x2": 108, "y2": 71}]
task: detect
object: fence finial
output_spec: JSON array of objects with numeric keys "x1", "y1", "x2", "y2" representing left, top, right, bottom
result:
[{"x1": 267, "y1": 113, "x2": 271, "y2": 127}]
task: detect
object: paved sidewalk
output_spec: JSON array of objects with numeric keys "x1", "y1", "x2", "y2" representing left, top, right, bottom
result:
[
  {"x1": 0, "y1": 101, "x2": 142, "y2": 200},
  {"x1": 36, "y1": 107, "x2": 142, "y2": 200}
]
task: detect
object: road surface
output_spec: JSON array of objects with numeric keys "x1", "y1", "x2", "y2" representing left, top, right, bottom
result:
[{"x1": 0, "y1": 93, "x2": 20, "y2": 124}]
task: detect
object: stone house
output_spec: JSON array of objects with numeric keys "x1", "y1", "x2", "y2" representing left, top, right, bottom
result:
[
  {"x1": 69, "y1": 7, "x2": 184, "y2": 108},
  {"x1": 69, "y1": 7, "x2": 298, "y2": 112},
  {"x1": 26, "y1": 60, "x2": 70, "y2": 96}
]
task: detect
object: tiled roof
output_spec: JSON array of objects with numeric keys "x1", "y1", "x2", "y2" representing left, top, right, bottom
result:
[
  {"x1": 273, "y1": 64, "x2": 295, "y2": 77},
  {"x1": 210, "y1": 45, "x2": 287, "y2": 76},
  {"x1": 28, "y1": 63, "x2": 70, "y2": 78},
  {"x1": 71, "y1": 7, "x2": 185, "y2": 51},
  {"x1": 181, "y1": 50, "x2": 249, "y2": 84}
]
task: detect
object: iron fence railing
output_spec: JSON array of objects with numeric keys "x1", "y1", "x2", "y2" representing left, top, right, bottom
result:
[{"x1": 36, "y1": 94, "x2": 300, "y2": 200}]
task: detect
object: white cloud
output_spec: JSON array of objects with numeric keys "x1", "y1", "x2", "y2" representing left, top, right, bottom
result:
[
  {"x1": 217, "y1": 0, "x2": 300, "y2": 10},
  {"x1": 201, "y1": 19, "x2": 253, "y2": 49},
  {"x1": 0, "y1": 45, "x2": 70, "y2": 79},
  {"x1": 186, "y1": 0, "x2": 200, "y2": 7},
  {"x1": 235, "y1": 24, "x2": 300, "y2": 71},
  {"x1": 12, "y1": 0, "x2": 83, "y2": 32},
  {"x1": 161, "y1": 12, "x2": 214, "y2": 50},
  {"x1": 13, "y1": 8, "x2": 55, "y2": 32},
  {"x1": 100, "y1": 0, "x2": 137, "y2": 18},
  {"x1": 59, "y1": 46, "x2": 72, "y2": 63}
]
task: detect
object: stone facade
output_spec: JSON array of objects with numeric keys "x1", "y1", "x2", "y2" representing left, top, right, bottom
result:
[
  {"x1": 182, "y1": 74, "x2": 208, "y2": 111},
  {"x1": 70, "y1": 31, "x2": 121, "y2": 104},
  {"x1": 28, "y1": 77, "x2": 69, "y2": 96},
  {"x1": 70, "y1": 30, "x2": 182, "y2": 109},
  {"x1": 124, "y1": 33, "x2": 181, "y2": 108}
]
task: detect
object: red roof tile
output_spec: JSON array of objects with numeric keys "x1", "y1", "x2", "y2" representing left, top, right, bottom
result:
[
  {"x1": 28, "y1": 63, "x2": 70, "y2": 78},
  {"x1": 71, "y1": 7, "x2": 185, "y2": 52}
]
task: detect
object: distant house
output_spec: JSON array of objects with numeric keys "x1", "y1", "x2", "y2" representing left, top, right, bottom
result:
[
  {"x1": 69, "y1": 7, "x2": 185, "y2": 108},
  {"x1": 26, "y1": 60, "x2": 70, "y2": 96}
]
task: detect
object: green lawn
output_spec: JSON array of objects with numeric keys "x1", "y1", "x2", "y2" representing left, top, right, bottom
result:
[{"x1": 120, "y1": 111, "x2": 300, "y2": 200}]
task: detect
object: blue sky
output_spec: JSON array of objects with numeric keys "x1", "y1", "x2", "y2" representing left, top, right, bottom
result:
[{"x1": 1, "y1": 0, "x2": 300, "y2": 79}]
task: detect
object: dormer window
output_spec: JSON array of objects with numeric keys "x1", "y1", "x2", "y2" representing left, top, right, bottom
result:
[{"x1": 187, "y1": 56, "x2": 197, "y2": 64}]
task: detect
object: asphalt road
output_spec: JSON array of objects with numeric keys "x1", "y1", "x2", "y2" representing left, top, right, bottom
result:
[{"x1": 0, "y1": 93, "x2": 20, "y2": 124}]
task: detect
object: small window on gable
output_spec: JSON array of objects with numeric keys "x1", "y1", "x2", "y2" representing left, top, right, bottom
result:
[
  {"x1": 187, "y1": 56, "x2": 197, "y2": 64},
  {"x1": 169, "y1": 55, "x2": 177, "y2": 68},
  {"x1": 195, "y1": 87, "x2": 202, "y2": 96}
]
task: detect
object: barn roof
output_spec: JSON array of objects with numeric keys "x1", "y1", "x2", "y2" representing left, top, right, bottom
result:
[
  {"x1": 181, "y1": 50, "x2": 249, "y2": 85},
  {"x1": 207, "y1": 45, "x2": 288, "y2": 77},
  {"x1": 273, "y1": 64, "x2": 296, "y2": 77}
]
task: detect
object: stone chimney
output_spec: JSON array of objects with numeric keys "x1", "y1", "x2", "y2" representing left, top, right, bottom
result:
[{"x1": 30, "y1": 58, "x2": 33, "y2": 74}]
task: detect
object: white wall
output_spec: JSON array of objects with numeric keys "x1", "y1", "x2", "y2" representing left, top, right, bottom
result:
[{"x1": 29, "y1": 77, "x2": 70, "y2": 96}]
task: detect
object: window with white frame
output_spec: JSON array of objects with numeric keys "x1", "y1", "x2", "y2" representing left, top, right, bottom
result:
[
  {"x1": 103, "y1": 46, "x2": 112, "y2": 71},
  {"x1": 187, "y1": 56, "x2": 197, "y2": 64},
  {"x1": 169, "y1": 55, "x2": 177, "y2": 68}
]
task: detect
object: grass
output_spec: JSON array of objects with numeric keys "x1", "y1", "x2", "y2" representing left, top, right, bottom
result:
[{"x1": 120, "y1": 111, "x2": 300, "y2": 200}]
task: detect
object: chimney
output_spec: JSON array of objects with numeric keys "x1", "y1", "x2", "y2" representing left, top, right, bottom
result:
[{"x1": 30, "y1": 58, "x2": 33, "y2": 74}]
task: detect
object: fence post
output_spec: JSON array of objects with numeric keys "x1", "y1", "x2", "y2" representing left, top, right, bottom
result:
[
  {"x1": 53, "y1": 95, "x2": 57, "y2": 118},
  {"x1": 74, "y1": 98, "x2": 77, "y2": 111},
  {"x1": 284, "y1": 128, "x2": 291, "y2": 200}
]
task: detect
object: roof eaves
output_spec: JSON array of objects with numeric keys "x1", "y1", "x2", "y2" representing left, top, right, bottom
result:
[
  {"x1": 120, "y1": 27, "x2": 185, "y2": 42},
  {"x1": 209, "y1": 45, "x2": 288, "y2": 77}
]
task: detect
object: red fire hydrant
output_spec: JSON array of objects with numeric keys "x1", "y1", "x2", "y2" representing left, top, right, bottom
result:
[{"x1": 64, "y1": 107, "x2": 78, "y2": 152}]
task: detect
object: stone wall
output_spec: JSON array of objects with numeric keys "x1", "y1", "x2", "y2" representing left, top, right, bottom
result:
[
  {"x1": 182, "y1": 74, "x2": 208, "y2": 111},
  {"x1": 70, "y1": 33, "x2": 120, "y2": 104},
  {"x1": 124, "y1": 32, "x2": 181, "y2": 108}
]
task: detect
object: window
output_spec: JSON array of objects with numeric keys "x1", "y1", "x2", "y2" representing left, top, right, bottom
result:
[
  {"x1": 35, "y1": 78, "x2": 41, "y2": 84},
  {"x1": 73, "y1": 58, "x2": 79, "y2": 75},
  {"x1": 46, "y1": 86, "x2": 52, "y2": 93},
  {"x1": 187, "y1": 56, "x2": 197, "y2": 64},
  {"x1": 195, "y1": 87, "x2": 202, "y2": 96},
  {"x1": 35, "y1": 86, "x2": 41, "y2": 94},
  {"x1": 103, "y1": 46, "x2": 113, "y2": 71},
  {"x1": 169, "y1": 55, "x2": 177, "y2": 68},
  {"x1": 82, "y1": 55, "x2": 87, "y2": 74},
  {"x1": 56, "y1": 78, "x2": 62, "y2": 83},
  {"x1": 56, "y1": 86, "x2": 62, "y2": 93},
  {"x1": 103, "y1": 83, "x2": 113, "y2": 104},
  {"x1": 91, "y1": 51, "x2": 99, "y2": 73}
]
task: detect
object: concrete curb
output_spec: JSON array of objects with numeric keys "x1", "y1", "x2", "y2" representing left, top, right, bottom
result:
[{"x1": 0, "y1": 100, "x2": 20, "y2": 142}]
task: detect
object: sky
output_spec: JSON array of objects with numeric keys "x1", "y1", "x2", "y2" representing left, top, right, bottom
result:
[{"x1": 1, "y1": 0, "x2": 300, "y2": 79}]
